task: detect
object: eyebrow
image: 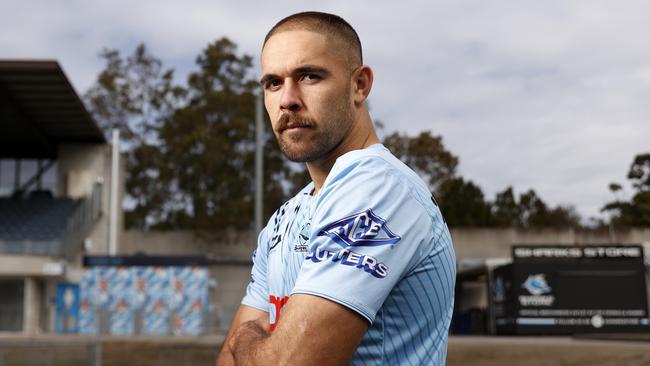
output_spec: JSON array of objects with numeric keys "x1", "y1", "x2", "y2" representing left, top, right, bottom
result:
[{"x1": 260, "y1": 64, "x2": 331, "y2": 85}]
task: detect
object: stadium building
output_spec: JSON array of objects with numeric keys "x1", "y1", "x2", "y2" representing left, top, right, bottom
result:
[
  {"x1": 2, "y1": 59, "x2": 649, "y2": 339},
  {"x1": 0, "y1": 60, "x2": 122, "y2": 334}
]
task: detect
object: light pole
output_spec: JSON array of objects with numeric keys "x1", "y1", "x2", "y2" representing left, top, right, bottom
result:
[{"x1": 254, "y1": 92, "x2": 264, "y2": 235}]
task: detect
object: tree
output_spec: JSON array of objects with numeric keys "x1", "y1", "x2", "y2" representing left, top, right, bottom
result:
[
  {"x1": 492, "y1": 187, "x2": 520, "y2": 226},
  {"x1": 85, "y1": 40, "x2": 297, "y2": 235},
  {"x1": 84, "y1": 44, "x2": 184, "y2": 229},
  {"x1": 156, "y1": 38, "x2": 293, "y2": 234},
  {"x1": 500, "y1": 189, "x2": 580, "y2": 229},
  {"x1": 437, "y1": 177, "x2": 492, "y2": 226},
  {"x1": 382, "y1": 131, "x2": 458, "y2": 194},
  {"x1": 628, "y1": 154, "x2": 650, "y2": 192},
  {"x1": 602, "y1": 153, "x2": 650, "y2": 227}
]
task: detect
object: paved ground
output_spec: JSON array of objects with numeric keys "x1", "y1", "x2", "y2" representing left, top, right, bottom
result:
[
  {"x1": 1, "y1": 334, "x2": 649, "y2": 365},
  {"x1": 448, "y1": 336, "x2": 650, "y2": 366}
]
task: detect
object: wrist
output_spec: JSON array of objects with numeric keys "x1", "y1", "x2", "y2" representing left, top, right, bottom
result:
[{"x1": 230, "y1": 320, "x2": 270, "y2": 362}]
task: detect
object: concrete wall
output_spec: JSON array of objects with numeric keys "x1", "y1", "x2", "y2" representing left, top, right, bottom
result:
[
  {"x1": 120, "y1": 230, "x2": 256, "y2": 258},
  {"x1": 120, "y1": 230, "x2": 257, "y2": 331},
  {"x1": 121, "y1": 227, "x2": 650, "y2": 262},
  {"x1": 113, "y1": 227, "x2": 650, "y2": 332},
  {"x1": 0, "y1": 255, "x2": 65, "y2": 277},
  {"x1": 57, "y1": 143, "x2": 125, "y2": 257},
  {"x1": 450, "y1": 227, "x2": 650, "y2": 260}
]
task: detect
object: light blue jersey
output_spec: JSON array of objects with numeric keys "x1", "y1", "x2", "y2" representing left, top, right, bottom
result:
[{"x1": 242, "y1": 144, "x2": 456, "y2": 365}]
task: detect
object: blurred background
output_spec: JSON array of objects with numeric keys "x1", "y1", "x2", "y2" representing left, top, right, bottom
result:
[{"x1": 1, "y1": 1, "x2": 649, "y2": 365}]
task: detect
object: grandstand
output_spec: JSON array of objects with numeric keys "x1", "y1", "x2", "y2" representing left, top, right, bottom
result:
[{"x1": 0, "y1": 60, "x2": 121, "y2": 333}]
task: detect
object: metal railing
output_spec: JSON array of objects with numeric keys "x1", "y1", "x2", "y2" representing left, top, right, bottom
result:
[
  {"x1": 61, "y1": 182, "x2": 103, "y2": 258},
  {"x1": 0, "y1": 183, "x2": 102, "y2": 258}
]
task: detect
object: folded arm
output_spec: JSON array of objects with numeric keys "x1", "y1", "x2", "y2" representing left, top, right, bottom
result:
[
  {"x1": 229, "y1": 294, "x2": 368, "y2": 366},
  {"x1": 215, "y1": 305, "x2": 269, "y2": 366}
]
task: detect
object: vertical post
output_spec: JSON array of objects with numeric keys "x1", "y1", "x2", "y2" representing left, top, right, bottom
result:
[
  {"x1": 45, "y1": 350, "x2": 53, "y2": 366},
  {"x1": 36, "y1": 159, "x2": 42, "y2": 190},
  {"x1": 608, "y1": 213, "x2": 617, "y2": 244},
  {"x1": 94, "y1": 340, "x2": 103, "y2": 366},
  {"x1": 108, "y1": 129, "x2": 120, "y2": 256},
  {"x1": 254, "y1": 92, "x2": 264, "y2": 235},
  {"x1": 14, "y1": 159, "x2": 20, "y2": 193}
]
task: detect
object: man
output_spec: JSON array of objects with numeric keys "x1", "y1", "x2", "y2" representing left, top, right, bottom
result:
[{"x1": 217, "y1": 11, "x2": 456, "y2": 366}]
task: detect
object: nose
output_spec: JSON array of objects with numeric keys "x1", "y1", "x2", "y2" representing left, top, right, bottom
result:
[{"x1": 279, "y1": 79, "x2": 302, "y2": 112}]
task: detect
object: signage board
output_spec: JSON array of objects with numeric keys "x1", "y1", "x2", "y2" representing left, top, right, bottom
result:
[{"x1": 492, "y1": 245, "x2": 649, "y2": 334}]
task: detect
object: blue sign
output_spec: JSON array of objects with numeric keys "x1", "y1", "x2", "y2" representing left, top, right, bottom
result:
[{"x1": 55, "y1": 283, "x2": 80, "y2": 334}]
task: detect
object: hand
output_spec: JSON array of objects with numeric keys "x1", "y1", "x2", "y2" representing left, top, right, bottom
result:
[
  {"x1": 229, "y1": 317, "x2": 270, "y2": 356},
  {"x1": 216, "y1": 306, "x2": 270, "y2": 366}
]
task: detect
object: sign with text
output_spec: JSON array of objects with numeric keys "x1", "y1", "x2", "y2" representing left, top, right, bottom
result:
[{"x1": 493, "y1": 245, "x2": 649, "y2": 335}]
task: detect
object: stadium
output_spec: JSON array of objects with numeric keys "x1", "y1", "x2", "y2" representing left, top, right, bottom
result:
[{"x1": 1, "y1": 59, "x2": 649, "y2": 365}]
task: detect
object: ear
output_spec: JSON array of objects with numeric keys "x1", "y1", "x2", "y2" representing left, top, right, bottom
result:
[{"x1": 352, "y1": 65, "x2": 373, "y2": 106}]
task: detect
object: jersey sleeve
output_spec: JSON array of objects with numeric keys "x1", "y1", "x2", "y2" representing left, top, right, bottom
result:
[
  {"x1": 241, "y1": 226, "x2": 269, "y2": 312},
  {"x1": 290, "y1": 157, "x2": 433, "y2": 323}
]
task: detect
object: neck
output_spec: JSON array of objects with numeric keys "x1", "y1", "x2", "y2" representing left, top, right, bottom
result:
[{"x1": 307, "y1": 112, "x2": 379, "y2": 195}]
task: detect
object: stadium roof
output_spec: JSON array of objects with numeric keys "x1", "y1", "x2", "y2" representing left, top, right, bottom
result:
[{"x1": 0, "y1": 60, "x2": 106, "y2": 159}]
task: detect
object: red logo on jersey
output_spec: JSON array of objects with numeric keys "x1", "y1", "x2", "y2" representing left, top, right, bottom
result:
[{"x1": 269, "y1": 295, "x2": 289, "y2": 331}]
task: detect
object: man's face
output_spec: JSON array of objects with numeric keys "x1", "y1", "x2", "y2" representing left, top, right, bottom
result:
[{"x1": 261, "y1": 30, "x2": 356, "y2": 162}]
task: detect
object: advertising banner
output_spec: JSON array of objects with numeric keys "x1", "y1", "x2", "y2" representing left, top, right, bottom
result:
[
  {"x1": 493, "y1": 245, "x2": 649, "y2": 334},
  {"x1": 77, "y1": 257, "x2": 209, "y2": 336},
  {"x1": 54, "y1": 283, "x2": 80, "y2": 334}
]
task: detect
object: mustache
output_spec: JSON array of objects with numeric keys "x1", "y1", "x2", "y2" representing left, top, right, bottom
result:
[{"x1": 277, "y1": 114, "x2": 316, "y2": 132}]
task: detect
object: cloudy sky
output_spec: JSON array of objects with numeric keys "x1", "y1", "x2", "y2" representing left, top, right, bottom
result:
[{"x1": 2, "y1": 0, "x2": 649, "y2": 222}]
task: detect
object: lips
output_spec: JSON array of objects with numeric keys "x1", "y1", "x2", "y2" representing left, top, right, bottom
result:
[{"x1": 282, "y1": 122, "x2": 311, "y2": 132}]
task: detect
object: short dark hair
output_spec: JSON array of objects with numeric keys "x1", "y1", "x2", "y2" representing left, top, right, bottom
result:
[{"x1": 263, "y1": 11, "x2": 363, "y2": 66}]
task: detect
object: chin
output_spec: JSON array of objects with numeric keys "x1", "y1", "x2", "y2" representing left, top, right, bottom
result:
[{"x1": 280, "y1": 144, "x2": 321, "y2": 163}]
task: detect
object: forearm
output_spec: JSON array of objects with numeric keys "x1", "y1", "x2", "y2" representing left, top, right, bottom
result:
[
  {"x1": 215, "y1": 342, "x2": 235, "y2": 366},
  {"x1": 216, "y1": 305, "x2": 269, "y2": 366},
  {"x1": 229, "y1": 320, "x2": 272, "y2": 366}
]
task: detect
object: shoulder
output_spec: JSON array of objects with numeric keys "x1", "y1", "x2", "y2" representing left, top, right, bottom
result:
[{"x1": 320, "y1": 144, "x2": 432, "y2": 209}]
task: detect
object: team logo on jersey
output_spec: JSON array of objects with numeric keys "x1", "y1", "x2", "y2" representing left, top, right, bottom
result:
[
  {"x1": 317, "y1": 208, "x2": 401, "y2": 248},
  {"x1": 293, "y1": 222, "x2": 310, "y2": 253}
]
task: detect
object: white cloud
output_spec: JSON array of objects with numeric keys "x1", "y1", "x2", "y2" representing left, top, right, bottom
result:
[{"x1": 1, "y1": 0, "x2": 648, "y2": 221}]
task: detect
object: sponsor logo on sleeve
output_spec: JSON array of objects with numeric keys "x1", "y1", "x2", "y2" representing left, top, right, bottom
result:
[
  {"x1": 305, "y1": 246, "x2": 389, "y2": 279},
  {"x1": 317, "y1": 208, "x2": 401, "y2": 248}
]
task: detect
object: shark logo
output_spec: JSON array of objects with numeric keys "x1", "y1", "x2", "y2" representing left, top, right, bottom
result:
[
  {"x1": 317, "y1": 208, "x2": 401, "y2": 248},
  {"x1": 522, "y1": 274, "x2": 551, "y2": 295},
  {"x1": 294, "y1": 222, "x2": 310, "y2": 252}
]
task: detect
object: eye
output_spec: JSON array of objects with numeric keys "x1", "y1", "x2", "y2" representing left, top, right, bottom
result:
[
  {"x1": 300, "y1": 73, "x2": 321, "y2": 83},
  {"x1": 265, "y1": 78, "x2": 282, "y2": 91}
]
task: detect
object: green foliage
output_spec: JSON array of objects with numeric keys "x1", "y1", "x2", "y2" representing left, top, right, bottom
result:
[
  {"x1": 437, "y1": 177, "x2": 492, "y2": 226},
  {"x1": 382, "y1": 132, "x2": 579, "y2": 228},
  {"x1": 84, "y1": 44, "x2": 184, "y2": 229},
  {"x1": 85, "y1": 40, "x2": 293, "y2": 235},
  {"x1": 383, "y1": 131, "x2": 458, "y2": 194},
  {"x1": 603, "y1": 153, "x2": 650, "y2": 227},
  {"x1": 86, "y1": 40, "x2": 589, "y2": 234},
  {"x1": 492, "y1": 187, "x2": 520, "y2": 226},
  {"x1": 627, "y1": 153, "x2": 650, "y2": 192}
]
